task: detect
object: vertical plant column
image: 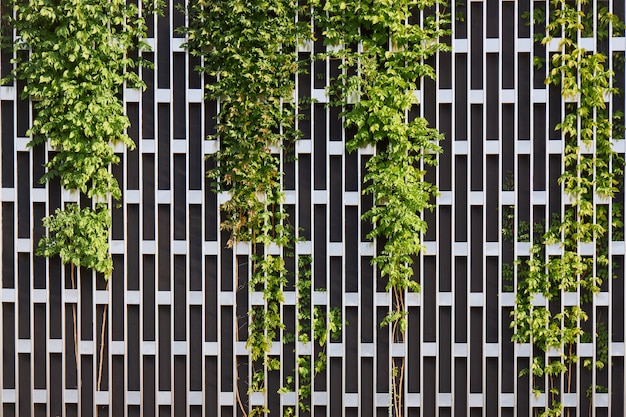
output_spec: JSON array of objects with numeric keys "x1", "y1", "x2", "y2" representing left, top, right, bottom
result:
[
  {"x1": 3, "y1": 0, "x2": 150, "y2": 391},
  {"x1": 183, "y1": 1, "x2": 312, "y2": 415},
  {"x1": 315, "y1": 1, "x2": 450, "y2": 415},
  {"x1": 512, "y1": 1, "x2": 624, "y2": 415}
]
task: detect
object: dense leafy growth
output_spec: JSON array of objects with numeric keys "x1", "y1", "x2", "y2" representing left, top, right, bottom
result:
[
  {"x1": 316, "y1": 0, "x2": 450, "y2": 415},
  {"x1": 512, "y1": 1, "x2": 624, "y2": 415},
  {"x1": 6, "y1": 0, "x2": 145, "y2": 198},
  {"x1": 3, "y1": 0, "x2": 151, "y2": 276},
  {"x1": 37, "y1": 204, "x2": 113, "y2": 274}
]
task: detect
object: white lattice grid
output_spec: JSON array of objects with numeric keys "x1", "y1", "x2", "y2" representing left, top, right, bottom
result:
[{"x1": 1, "y1": 1, "x2": 626, "y2": 417}]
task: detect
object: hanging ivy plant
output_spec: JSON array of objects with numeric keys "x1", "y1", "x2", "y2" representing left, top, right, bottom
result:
[
  {"x1": 3, "y1": 0, "x2": 152, "y2": 274},
  {"x1": 2, "y1": 0, "x2": 155, "y2": 392},
  {"x1": 314, "y1": 0, "x2": 450, "y2": 415},
  {"x1": 182, "y1": 1, "x2": 324, "y2": 415},
  {"x1": 512, "y1": 1, "x2": 624, "y2": 415}
]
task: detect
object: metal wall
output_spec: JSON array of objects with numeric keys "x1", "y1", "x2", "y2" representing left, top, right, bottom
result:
[{"x1": 1, "y1": 1, "x2": 625, "y2": 416}]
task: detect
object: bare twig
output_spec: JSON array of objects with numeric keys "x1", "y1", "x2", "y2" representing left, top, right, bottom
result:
[
  {"x1": 233, "y1": 244, "x2": 248, "y2": 417},
  {"x1": 71, "y1": 265, "x2": 79, "y2": 370},
  {"x1": 97, "y1": 280, "x2": 110, "y2": 391}
]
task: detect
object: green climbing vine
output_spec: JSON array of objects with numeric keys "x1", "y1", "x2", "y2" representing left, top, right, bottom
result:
[
  {"x1": 2, "y1": 0, "x2": 154, "y2": 394},
  {"x1": 182, "y1": 1, "x2": 318, "y2": 415},
  {"x1": 3, "y1": 0, "x2": 151, "y2": 274},
  {"x1": 512, "y1": 1, "x2": 624, "y2": 415},
  {"x1": 315, "y1": 1, "x2": 450, "y2": 415}
]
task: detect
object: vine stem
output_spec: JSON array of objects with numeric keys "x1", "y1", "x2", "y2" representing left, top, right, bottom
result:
[
  {"x1": 389, "y1": 286, "x2": 405, "y2": 417},
  {"x1": 70, "y1": 264, "x2": 79, "y2": 371},
  {"x1": 97, "y1": 279, "x2": 110, "y2": 392},
  {"x1": 395, "y1": 357, "x2": 405, "y2": 417},
  {"x1": 233, "y1": 236, "x2": 248, "y2": 417},
  {"x1": 567, "y1": 342, "x2": 573, "y2": 394},
  {"x1": 235, "y1": 381, "x2": 247, "y2": 417}
]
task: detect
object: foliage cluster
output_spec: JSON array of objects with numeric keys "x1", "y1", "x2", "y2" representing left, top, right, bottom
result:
[
  {"x1": 38, "y1": 204, "x2": 113, "y2": 274},
  {"x1": 315, "y1": 0, "x2": 450, "y2": 415},
  {"x1": 3, "y1": 0, "x2": 150, "y2": 276},
  {"x1": 511, "y1": 1, "x2": 624, "y2": 415}
]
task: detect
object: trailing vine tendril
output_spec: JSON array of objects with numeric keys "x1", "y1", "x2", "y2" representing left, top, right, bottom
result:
[{"x1": 512, "y1": 1, "x2": 624, "y2": 415}]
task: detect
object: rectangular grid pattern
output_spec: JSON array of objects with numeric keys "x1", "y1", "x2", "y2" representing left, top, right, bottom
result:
[{"x1": 1, "y1": 1, "x2": 626, "y2": 416}]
